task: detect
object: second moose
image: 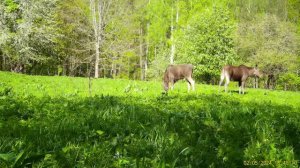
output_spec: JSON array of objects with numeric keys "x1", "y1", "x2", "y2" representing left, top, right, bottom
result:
[{"x1": 219, "y1": 65, "x2": 262, "y2": 94}]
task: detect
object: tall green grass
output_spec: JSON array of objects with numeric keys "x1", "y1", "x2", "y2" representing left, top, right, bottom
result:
[{"x1": 0, "y1": 71, "x2": 299, "y2": 167}]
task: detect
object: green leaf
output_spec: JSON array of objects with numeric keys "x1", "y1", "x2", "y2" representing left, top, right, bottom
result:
[
  {"x1": 96, "y1": 130, "x2": 104, "y2": 136},
  {"x1": 0, "y1": 153, "x2": 15, "y2": 162}
]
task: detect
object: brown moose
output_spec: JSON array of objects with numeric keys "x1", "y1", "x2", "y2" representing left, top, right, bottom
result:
[
  {"x1": 219, "y1": 65, "x2": 262, "y2": 94},
  {"x1": 163, "y1": 64, "x2": 195, "y2": 92}
]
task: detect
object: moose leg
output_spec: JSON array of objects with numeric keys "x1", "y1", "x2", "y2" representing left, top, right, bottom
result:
[
  {"x1": 241, "y1": 81, "x2": 245, "y2": 94},
  {"x1": 224, "y1": 75, "x2": 230, "y2": 93},
  {"x1": 185, "y1": 79, "x2": 191, "y2": 92},
  {"x1": 170, "y1": 80, "x2": 175, "y2": 90},
  {"x1": 218, "y1": 81, "x2": 223, "y2": 92},
  {"x1": 186, "y1": 77, "x2": 195, "y2": 92},
  {"x1": 188, "y1": 77, "x2": 195, "y2": 91},
  {"x1": 225, "y1": 81, "x2": 229, "y2": 93},
  {"x1": 219, "y1": 73, "x2": 225, "y2": 92},
  {"x1": 191, "y1": 79, "x2": 195, "y2": 91},
  {"x1": 238, "y1": 81, "x2": 242, "y2": 94}
]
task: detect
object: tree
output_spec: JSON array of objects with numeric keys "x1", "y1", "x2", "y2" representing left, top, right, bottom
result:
[
  {"x1": 177, "y1": 7, "x2": 237, "y2": 83},
  {"x1": 236, "y1": 14, "x2": 299, "y2": 88},
  {"x1": 0, "y1": 0, "x2": 60, "y2": 74},
  {"x1": 89, "y1": 0, "x2": 111, "y2": 78},
  {"x1": 144, "y1": 0, "x2": 171, "y2": 79}
]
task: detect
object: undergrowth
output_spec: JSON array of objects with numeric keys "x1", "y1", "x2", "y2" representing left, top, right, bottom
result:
[{"x1": 0, "y1": 72, "x2": 299, "y2": 167}]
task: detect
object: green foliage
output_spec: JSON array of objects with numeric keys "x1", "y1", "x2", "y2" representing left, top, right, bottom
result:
[
  {"x1": 146, "y1": 0, "x2": 170, "y2": 46},
  {"x1": 177, "y1": 7, "x2": 237, "y2": 82},
  {"x1": 0, "y1": 72, "x2": 300, "y2": 167},
  {"x1": 236, "y1": 14, "x2": 299, "y2": 77},
  {"x1": 0, "y1": 0, "x2": 300, "y2": 88},
  {"x1": 147, "y1": 47, "x2": 170, "y2": 80},
  {"x1": 4, "y1": 0, "x2": 19, "y2": 13},
  {"x1": 277, "y1": 73, "x2": 300, "y2": 91},
  {"x1": 0, "y1": 0, "x2": 60, "y2": 73}
]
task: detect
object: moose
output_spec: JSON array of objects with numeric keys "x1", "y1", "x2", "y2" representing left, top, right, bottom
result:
[
  {"x1": 219, "y1": 65, "x2": 262, "y2": 94},
  {"x1": 163, "y1": 64, "x2": 195, "y2": 92}
]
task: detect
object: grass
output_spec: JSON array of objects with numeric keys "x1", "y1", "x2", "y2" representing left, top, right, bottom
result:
[{"x1": 0, "y1": 71, "x2": 300, "y2": 167}]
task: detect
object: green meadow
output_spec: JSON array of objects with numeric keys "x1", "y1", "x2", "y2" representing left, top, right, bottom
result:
[{"x1": 0, "y1": 71, "x2": 300, "y2": 167}]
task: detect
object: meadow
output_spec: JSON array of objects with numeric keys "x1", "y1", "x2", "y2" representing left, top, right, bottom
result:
[{"x1": 0, "y1": 71, "x2": 300, "y2": 167}]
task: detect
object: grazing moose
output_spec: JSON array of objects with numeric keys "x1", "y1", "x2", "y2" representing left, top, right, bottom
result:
[
  {"x1": 163, "y1": 64, "x2": 195, "y2": 92},
  {"x1": 219, "y1": 65, "x2": 262, "y2": 94}
]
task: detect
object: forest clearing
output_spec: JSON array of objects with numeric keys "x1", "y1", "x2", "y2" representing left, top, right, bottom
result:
[
  {"x1": 0, "y1": 71, "x2": 299, "y2": 167},
  {"x1": 1, "y1": 0, "x2": 300, "y2": 167}
]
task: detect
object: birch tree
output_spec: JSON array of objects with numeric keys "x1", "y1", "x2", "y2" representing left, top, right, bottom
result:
[
  {"x1": 89, "y1": 0, "x2": 111, "y2": 78},
  {"x1": 170, "y1": 1, "x2": 179, "y2": 64}
]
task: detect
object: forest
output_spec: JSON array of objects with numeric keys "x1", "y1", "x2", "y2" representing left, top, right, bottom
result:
[
  {"x1": 0, "y1": 0, "x2": 300, "y2": 90},
  {"x1": 1, "y1": 1, "x2": 300, "y2": 167}
]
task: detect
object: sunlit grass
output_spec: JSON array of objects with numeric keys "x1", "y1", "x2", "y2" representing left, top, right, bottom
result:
[{"x1": 0, "y1": 71, "x2": 299, "y2": 167}]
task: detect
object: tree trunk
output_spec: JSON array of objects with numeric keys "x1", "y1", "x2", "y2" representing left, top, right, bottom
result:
[
  {"x1": 170, "y1": 2, "x2": 179, "y2": 65},
  {"x1": 253, "y1": 77, "x2": 258, "y2": 88},
  {"x1": 110, "y1": 63, "x2": 113, "y2": 78},
  {"x1": 284, "y1": 83, "x2": 287, "y2": 91},
  {"x1": 128, "y1": 57, "x2": 130, "y2": 78},
  {"x1": 139, "y1": 26, "x2": 144, "y2": 80},
  {"x1": 155, "y1": 45, "x2": 158, "y2": 78},
  {"x1": 111, "y1": 61, "x2": 117, "y2": 78},
  {"x1": 170, "y1": 6, "x2": 175, "y2": 64},
  {"x1": 1, "y1": 55, "x2": 5, "y2": 70},
  {"x1": 90, "y1": 0, "x2": 101, "y2": 78},
  {"x1": 144, "y1": 17, "x2": 150, "y2": 80},
  {"x1": 144, "y1": 56, "x2": 148, "y2": 80}
]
